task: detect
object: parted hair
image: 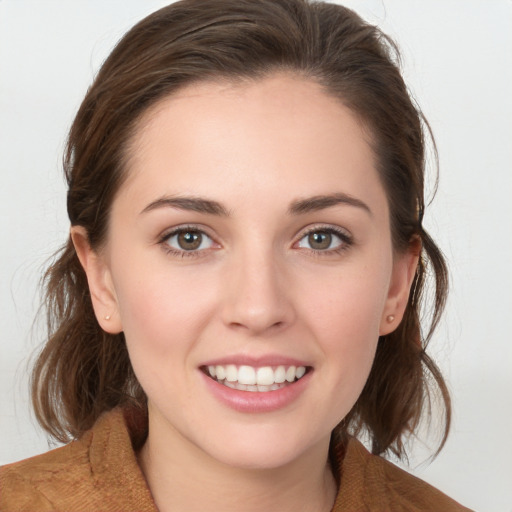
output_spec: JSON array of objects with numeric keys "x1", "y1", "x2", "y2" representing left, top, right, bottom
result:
[{"x1": 32, "y1": 0, "x2": 450, "y2": 458}]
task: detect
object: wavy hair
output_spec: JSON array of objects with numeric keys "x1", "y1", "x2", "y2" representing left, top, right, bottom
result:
[{"x1": 32, "y1": 0, "x2": 450, "y2": 458}]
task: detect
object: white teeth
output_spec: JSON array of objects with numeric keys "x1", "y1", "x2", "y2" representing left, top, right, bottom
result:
[
  {"x1": 285, "y1": 366, "x2": 296, "y2": 382},
  {"x1": 206, "y1": 364, "x2": 307, "y2": 389},
  {"x1": 274, "y1": 366, "x2": 286, "y2": 383},
  {"x1": 238, "y1": 365, "x2": 256, "y2": 385},
  {"x1": 215, "y1": 365, "x2": 226, "y2": 380},
  {"x1": 256, "y1": 366, "x2": 275, "y2": 386},
  {"x1": 225, "y1": 364, "x2": 238, "y2": 382}
]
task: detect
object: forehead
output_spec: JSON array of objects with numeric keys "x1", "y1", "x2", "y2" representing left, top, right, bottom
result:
[{"x1": 119, "y1": 74, "x2": 385, "y2": 214}]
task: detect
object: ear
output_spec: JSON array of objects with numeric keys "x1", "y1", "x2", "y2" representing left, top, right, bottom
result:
[
  {"x1": 379, "y1": 237, "x2": 421, "y2": 336},
  {"x1": 70, "y1": 226, "x2": 123, "y2": 334}
]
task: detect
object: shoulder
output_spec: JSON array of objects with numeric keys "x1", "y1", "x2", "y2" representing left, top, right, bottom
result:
[
  {"x1": 0, "y1": 429, "x2": 95, "y2": 510},
  {"x1": 333, "y1": 437, "x2": 473, "y2": 511},
  {"x1": 0, "y1": 408, "x2": 155, "y2": 511}
]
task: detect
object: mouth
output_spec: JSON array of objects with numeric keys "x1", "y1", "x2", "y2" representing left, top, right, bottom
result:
[{"x1": 201, "y1": 364, "x2": 310, "y2": 392}]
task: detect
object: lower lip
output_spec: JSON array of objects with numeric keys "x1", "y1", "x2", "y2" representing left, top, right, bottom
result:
[{"x1": 200, "y1": 370, "x2": 312, "y2": 413}]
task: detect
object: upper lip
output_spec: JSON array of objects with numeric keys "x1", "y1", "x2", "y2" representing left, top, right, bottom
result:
[{"x1": 200, "y1": 354, "x2": 311, "y2": 368}]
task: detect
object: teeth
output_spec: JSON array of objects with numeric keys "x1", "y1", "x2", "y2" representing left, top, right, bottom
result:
[
  {"x1": 215, "y1": 365, "x2": 226, "y2": 380},
  {"x1": 285, "y1": 366, "x2": 296, "y2": 382},
  {"x1": 256, "y1": 366, "x2": 274, "y2": 386},
  {"x1": 275, "y1": 366, "x2": 286, "y2": 383},
  {"x1": 225, "y1": 364, "x2": 237, "y2": 382},
  {"x1": 206, "y1": 364, "x2": 307, "y2": 388},
  {"x1": 238, "y1": 365, "x2": 256, "y2": 385}
]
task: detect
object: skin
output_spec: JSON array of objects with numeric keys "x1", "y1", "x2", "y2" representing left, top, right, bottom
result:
[{"x1": 73, "y1": 74, "x2": 418, "y2": 512}]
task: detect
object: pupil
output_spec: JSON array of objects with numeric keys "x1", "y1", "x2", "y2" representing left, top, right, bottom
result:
[
  {"x1": 178, "y1": 231, "x2": 201, "y2": 250},
  {"x1": 309, "y1": 232, "x2": 331, "y2": 250}
]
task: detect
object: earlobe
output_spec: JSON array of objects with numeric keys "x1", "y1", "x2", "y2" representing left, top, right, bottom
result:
[
  {"x1": 379, "y1": 238, "x2": 421, "y2": 336},
  {"x1": 70, "y1": 226, "x2": 123, "y2": 334}
]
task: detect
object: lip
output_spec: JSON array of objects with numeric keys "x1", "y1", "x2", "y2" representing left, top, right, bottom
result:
[
  {"x1": 199, "y1": 366, "x2": 313, "y2": 413},
  {"x1": 201, "y1": 355, "x2": 310, "y2": 368}
]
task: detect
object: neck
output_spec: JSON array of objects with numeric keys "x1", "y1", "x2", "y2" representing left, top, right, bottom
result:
[{"x1": 138, "y1": 415, "x2": 337, "y2": 512}]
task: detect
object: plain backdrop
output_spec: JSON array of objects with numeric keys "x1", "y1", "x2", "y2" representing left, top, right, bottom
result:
[{"x1": 1, "y1": 1, "x2": 511, "y2": 511}]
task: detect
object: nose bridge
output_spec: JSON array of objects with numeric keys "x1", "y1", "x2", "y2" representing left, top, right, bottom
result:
[{"x1": 222, "y1": 241, "x2": 294, "y2": 334}]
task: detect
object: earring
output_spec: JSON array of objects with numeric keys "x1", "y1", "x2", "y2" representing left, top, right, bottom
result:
[
  {"x1": 105, "y1": 315, "x2": 111, "y2": 321},
  {"x1": 386, "y1": 314, "x2": 395, "y2": 323}
]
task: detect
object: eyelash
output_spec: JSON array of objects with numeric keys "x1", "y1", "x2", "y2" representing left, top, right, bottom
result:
[
  {"x1": 158, "y1": 224, "x2": 353, "y2": 258},
  {"x1": 296, "y1": 226, "x2": 353, "y2": 256},
  {"x1": 158, "y1": 225, "x2": 216, "y2": 259}
]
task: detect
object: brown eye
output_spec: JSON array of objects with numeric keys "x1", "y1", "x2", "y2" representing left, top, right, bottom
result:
[
  {"x1": 296, "y1": 228, "x2": 348, "y2": 252},
  {"x1": 164, "y1": 228, "x2": 215, "y2": 253},
  {"x1": 308, "y1": 232, "x2": 332, "y2": 250},
  {"x1": 177, "y1": 231, "x2": 202, "y2": 250}
]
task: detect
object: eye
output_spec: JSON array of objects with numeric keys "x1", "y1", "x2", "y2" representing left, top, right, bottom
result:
[
  {"x1": 296, "y1": 227, "x2": 351, "y2": 252},
  {"x1": 163, "y1": 228, "x2": 216, "y2": 253}
]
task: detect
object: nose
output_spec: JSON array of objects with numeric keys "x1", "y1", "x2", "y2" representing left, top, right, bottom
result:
[{"x1": 221, "y1": 247, "x2": 295, "y2": 335}]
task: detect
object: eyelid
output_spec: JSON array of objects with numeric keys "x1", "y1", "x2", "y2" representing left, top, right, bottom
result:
[
  {"x1": 293, "y1": 224, "x2": 353, "y2": 252},
  {"x1": 157, "y1": 223, "x2": 353, "y2": 258},
  {"x1": 158, "y1": 223, "x2": 211, "y2": 241},
  {"x1": 158, "y1": 224, "x2": 220, "y2": 256}
]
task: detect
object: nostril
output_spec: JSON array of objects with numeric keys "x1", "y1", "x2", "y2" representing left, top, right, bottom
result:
[
  {"x1": 228, "y1": 319, "x2": 286, "y2": 332},
  {"x1": 222, "y1": 288, "x2": 295, "y2": 334}
]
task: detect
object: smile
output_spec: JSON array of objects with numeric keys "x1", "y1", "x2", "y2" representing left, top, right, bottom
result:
[{"x1": 204, "y1": 364, "x2": 308, "y2": 392}]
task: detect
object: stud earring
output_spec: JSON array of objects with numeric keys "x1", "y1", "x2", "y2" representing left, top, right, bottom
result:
[
  {"x1": 105, "y1": 315, "x2": 111, "y2": 321},
  {"x1": 386, "y1": 314, "x2": 395, "y2": 323}
]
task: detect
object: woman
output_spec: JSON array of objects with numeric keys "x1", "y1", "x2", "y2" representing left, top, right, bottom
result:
[{"x1": 0, "y1": 0, "x2": 471, "y2": 510}]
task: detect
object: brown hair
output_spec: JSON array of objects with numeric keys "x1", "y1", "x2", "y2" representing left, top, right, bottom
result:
[{"x1": 32, "y1": 0, "x2": 450, "y2": 458}]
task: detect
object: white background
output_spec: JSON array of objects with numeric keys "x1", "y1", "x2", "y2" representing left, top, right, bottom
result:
[{"x1": 1, "y1": 1, "x2": 511, "y2": 510}]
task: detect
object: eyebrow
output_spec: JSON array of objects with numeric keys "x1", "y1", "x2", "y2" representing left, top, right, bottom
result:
[
  {"x1": 140, "y1": 192, "x2": 371, "y2": 217},
  {"x1": 289, "y1": 193, "x2": 372, "y2": 216},
  {"x1": 140, "y1": 196, "x2": 230, "y2": 216}
]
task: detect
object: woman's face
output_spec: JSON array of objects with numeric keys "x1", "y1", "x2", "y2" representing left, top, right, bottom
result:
[{"x1": 82, "y1": 74, "x2": 416, "y2": 470}]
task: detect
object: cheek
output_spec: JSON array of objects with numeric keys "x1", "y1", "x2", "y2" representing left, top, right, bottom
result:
[
  {"x1": 111, "y1": 261, "x2": 222, "y2": 407},
  {"x1": 299, "y1": 264, "x2": 390, "y2": 404},
  {"x1": 303, "y1": 262, "x2": 390, "y2": 342},
  {"x1": 110, "y1": 254, "x2": 219, "y2": 362},
  {"x1": 312, "y1": 286, "x2": 382, "y2": 375}
]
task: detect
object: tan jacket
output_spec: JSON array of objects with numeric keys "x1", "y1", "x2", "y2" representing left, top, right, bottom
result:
[{"x1": 0, "y1": 408, "x2": 471, "y2": 511}]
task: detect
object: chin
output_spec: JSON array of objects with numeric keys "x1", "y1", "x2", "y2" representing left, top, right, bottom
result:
[
  {"x1": 201, "y1": 427, "x2": 328, "y2": 471},
  {"x1": 213, "y1": 447, "x2": 304, "y2": 471}
]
